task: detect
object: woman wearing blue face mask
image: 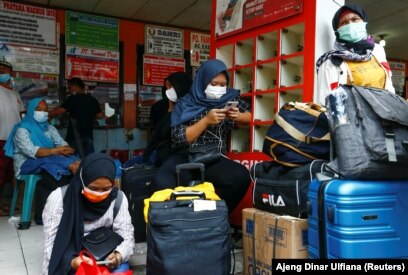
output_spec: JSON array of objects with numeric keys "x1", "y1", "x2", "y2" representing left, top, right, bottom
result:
[
  {"x1": 151, "y1": 59, "x2": 252, "y2": 213},
  {"x1": 314, "y1": 3, "x2": 395, "y2": 105},
  {"x1": 5, "y1": 97, "x2": 80, "y2": 227}
]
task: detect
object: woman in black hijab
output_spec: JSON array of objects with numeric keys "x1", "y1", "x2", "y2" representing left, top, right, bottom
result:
[
  {"x1": 151, "y1": 59, "x2": 252, "y2": 213},
  {"x1": 124, "y1": 71, "x2": 193, "y2": 167},
  {"x1": 43, "y1": 153, "x2": 134, "y2": 274}
]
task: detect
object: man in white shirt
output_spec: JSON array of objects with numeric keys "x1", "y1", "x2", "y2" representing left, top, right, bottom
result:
[{"x1": 0, "y1": 56, "x2": 25, "y2": 214}]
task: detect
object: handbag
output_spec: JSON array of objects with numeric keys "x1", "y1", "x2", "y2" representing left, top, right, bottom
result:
[
  {"x1": 250, "y1": 160, "x2": 327, "y2": 218},
  {"x1": 83, "y1": 227, "x2": 124, "y2": 261},
  {"x1": 188, "y1": 143, "x2": 222, "y2": 165},
  {"x1": 76, "y1": 251, "x2": 132, "y2": 275}
]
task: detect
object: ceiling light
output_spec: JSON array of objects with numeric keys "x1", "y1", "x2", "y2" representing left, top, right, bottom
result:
[{"x1": 379, "y1": 34, "x2": 387, "y2": 47}]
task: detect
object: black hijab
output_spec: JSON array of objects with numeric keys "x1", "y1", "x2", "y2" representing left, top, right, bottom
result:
[
  {"x1": 167, "y1": 71, "x2": 193, "y2": 100},
  {"x1": 48, "y1": 153, "x2": 118, "y2": 275}
]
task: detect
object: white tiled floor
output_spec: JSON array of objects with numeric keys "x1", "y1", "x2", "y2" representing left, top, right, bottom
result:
[
  {"x1": 0, "y1": 216, "x2": 242, "y2": 275},
  {"x1": 0, "y1": 217, "x2": 43, "y2": 275},
  {"x1": 0, "y1": 217, "x2": 147, "y2": 275}
]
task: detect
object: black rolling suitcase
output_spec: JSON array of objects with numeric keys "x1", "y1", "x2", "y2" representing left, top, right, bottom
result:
[
  {"x1": 146, "y1": 163, "x2": 231, "y2": 275},
  {"x1": 121, "y1": 164, "x2": 157, "y2": 242}
]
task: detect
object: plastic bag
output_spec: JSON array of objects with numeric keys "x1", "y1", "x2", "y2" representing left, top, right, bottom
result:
[{"x1": 76, "y1": 251, "x2": 132, "y2": 275}]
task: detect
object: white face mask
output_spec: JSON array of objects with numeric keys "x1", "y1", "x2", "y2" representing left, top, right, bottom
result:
[
  {"x1": 337, "y1": 22, "x2": 367, "y2": 43},
  {"x1": 165, "y1": 87, "x2": 178, "y2": 102},
  {"x1": 33, "y1": 111, "x2": 48, "y2": 123},
  {"x1": 204, "y1": 84, "x2": 226, "y2": 99}
]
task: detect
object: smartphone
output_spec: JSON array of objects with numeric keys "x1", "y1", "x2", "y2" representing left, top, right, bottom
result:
[
  {"x1": 96, "y1": 260, "x2": 113, "y2": 265},
  {"x1": 224, "y1": 101, "x2": 238, "y2": 110}
]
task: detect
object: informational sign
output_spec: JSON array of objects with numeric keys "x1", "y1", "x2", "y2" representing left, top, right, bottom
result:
[
  {"x1": 215, "y1": 0, "x2": 303, "y2": 38},
  {"x1": 66, "y1": 11, "x2": 119, "y2": 51},
  {"x1": 145, "y1": 25, "x2": 183, "y2": 57},
  {"x1": 137, "y1": 85, "x2": 163, "y2": 129},
  {"x1": 0, "y1": 44, "x2": 59, "y2": 74},
  {"x1": 65, "y1": 45, "x2": 119, "y2": 83},
  {"x1": 0, "y1": 0, "x2": 56, "y2": 48},
  {"x1": 389, "y1": 61, "x2": 406, "y2": 95},
  {"x1": 143, "y1": 54, "x2": 185, "y2": 86},
  {"x1": 190, "y1": 32, "x2": 210, "y2": 67},
  {"x1": 15, "y1": 72, "x2": 59, "y2": 108},
  {"x1": 124, "y1": 84, "x2": 136, "y2": 101}
]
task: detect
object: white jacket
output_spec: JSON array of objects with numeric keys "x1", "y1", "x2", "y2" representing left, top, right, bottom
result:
[{"x1": 314, "y1": 43, "x2": 395, "y2": 105}]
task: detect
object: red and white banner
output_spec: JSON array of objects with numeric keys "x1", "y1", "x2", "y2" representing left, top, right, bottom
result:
[
  {"x1": 143, "y1": 54, "x2": 185, "y2": 86},
  {"x1": 65, "y1": 45, "x2": 119, "y2": 83}
]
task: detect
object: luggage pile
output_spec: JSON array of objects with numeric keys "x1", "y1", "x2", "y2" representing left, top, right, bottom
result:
[
  {"x1": 243, "y1": 101, "x2": 330, "y2": 272},
  {"x1": 251, "y1": 101, "x2": 330, "y2": 218},
  {"x1": 307, "y1": 85, "x2": 408, "y2": 259}
]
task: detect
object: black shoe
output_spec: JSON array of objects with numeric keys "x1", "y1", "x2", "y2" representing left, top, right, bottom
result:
[{"x1": 18, "y1": 222, "x2": 31, "y2": 230}]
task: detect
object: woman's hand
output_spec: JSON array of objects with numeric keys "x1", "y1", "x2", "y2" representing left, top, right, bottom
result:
[
  {"x1": 226, "y1": 107, "x2": 240, "y2": 121},
  {"x1": 53, "y1": 145, "x2": 75, "y2": 156},
  {"x1": 205, "y1": 109, "x2": 226, "y2": 125},
  {"x1": 71, "y1": 254, "x2": 93, "y2": 270},
  {"x1": 68, "y1": 160, "x2": 81, "y2": 174},
  {"x1": 106, "y1": 251, "x2": 122, "y2": 269},
  {"x1": 36, "y1": 145, "x2": 75, "y2": 157}
]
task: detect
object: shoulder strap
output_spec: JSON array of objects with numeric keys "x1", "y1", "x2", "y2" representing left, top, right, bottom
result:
[
  {"x1": 60, "y1": 184, "x2": 69, "y2": 197},
  {"x1": 113, "y1": 191, "x2": 123, "y2": 220},
  {"x1": 60, "y1": 185, "x2": 123, "y2": 220}
]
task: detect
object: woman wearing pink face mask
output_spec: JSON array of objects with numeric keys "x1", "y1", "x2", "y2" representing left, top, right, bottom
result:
[{"x1": 42, "y1": 153, "x2": 134, "y2": 275}]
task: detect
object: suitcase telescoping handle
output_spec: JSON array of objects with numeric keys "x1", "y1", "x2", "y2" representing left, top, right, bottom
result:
[
  {"x1": 175, "y1": 163, "x2": 205, "y2": 186},
  {"x1": 170, "y1": 190, "x2": 206, "y2": 200}
]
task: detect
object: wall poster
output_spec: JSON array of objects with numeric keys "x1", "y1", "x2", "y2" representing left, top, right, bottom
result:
[
  {"x1": 65, "y1": 45, "x2": 119, "y2": 83},
  {"x1": 0, "y1": 0, "x2": 56, "y2": 48},
  {"x1": 190, "y1": 32, "x2": 210, "y2": 67},
  {"x1": 145, "y1": 25, "x2": 184, "y2": 57},
  {"x1": 65, "y1": 11, "x2": 119, "y2": 51},
  {"x1": 143, "y1": 54, "x2": 185, "y2": 86},
  {"x1": 215, "y1": 0, "x2": 303, "y2": 38},
  {"x1": 0, "y1": 44, "x2": 59, "y2": 74}
]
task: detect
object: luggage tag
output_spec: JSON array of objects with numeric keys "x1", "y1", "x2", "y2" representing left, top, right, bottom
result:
[{"x1": 193, "y1": 199, "x2": 217, "y2": 212}]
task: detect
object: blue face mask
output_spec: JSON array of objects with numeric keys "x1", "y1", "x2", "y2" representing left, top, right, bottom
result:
[
  {"x1": 33, "y1": 111, "x2": 49, "y2": 123},
  {"x1": 0, "y1": 73, "x2": 11, "y2": 83},
  {"x1": 337, "y1": 22, "x2": 367, "y2": 43}
]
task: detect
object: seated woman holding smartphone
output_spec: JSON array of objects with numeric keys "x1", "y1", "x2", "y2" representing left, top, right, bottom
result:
[
  {"x1": 151, "y1": 58, "x2": 252, "y2": 213},
  {"x1": 42, "y1": 153, "x2": 134, "y2": 274}
]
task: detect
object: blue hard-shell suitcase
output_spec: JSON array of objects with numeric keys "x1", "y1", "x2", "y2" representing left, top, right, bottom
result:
[{"x1": 308, "y1": 179, "x2": 408, "y2": 258}]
